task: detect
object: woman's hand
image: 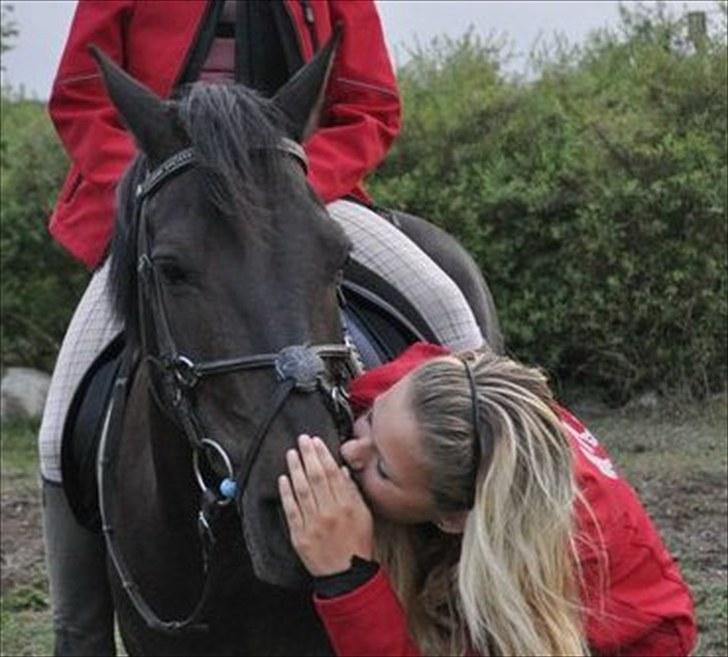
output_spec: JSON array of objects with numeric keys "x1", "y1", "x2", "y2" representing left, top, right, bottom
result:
[{"x1": 279, "y1": 434, "x2": 374, "y2": 577}]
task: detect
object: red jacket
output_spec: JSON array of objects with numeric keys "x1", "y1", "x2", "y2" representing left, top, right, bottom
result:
[
  {"x1": 48, "y1": 0, "x2": 401, "y2": 269},
  {"x1": 316, "y1": 344, "x2": 697, "y2": 657}
]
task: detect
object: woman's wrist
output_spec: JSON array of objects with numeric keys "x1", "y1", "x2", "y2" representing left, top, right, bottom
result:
[{"x1": 313, "y1": 555, "x2": 380, "y2": 599}]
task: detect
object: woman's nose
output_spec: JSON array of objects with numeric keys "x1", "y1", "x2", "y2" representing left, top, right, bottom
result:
[{"x1": 339, "y1": 434, "x2": 372, "y2": 472}]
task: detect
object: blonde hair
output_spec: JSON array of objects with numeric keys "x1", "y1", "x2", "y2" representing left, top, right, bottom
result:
[{"x1": 374, "y1": 348, "x2": 591, "y2": 656}]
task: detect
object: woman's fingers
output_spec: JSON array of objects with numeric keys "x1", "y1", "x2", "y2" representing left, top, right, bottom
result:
[
  {"x1": 286, "y1": 446, "x2": 318, "y2": 518},
  {"x1": 312, "y1": 436, "x2": 347, "y2": 494},
  {"x1": 285, "y1": 434, "x2": 356, "y2": 525},
  {"x1": 308, "y1": 437, "x2": 362, "y2": 507},
  {"x1": 297, "y1": 434, "x2": 337, "y2": 510},
  {"x1": 339, "y1": 466, "x2": 373, "y2": 519},
  {"x1": 340, "y1": 465, "x2": 364, "y2": 501},
  {"x1": 280, "y1": 436, "x2": 375, "y2": 577},
  {"x1": 278, "y1": 474, "x2": 303, "y2": 533}
]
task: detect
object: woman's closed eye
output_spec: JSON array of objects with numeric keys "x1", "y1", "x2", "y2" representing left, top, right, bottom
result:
[{"x1": 376, "y1": 458, "x2": 389, "y2": 480}]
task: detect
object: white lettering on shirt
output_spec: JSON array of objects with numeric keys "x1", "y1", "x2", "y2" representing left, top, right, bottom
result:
[{"x1": 564, "y1": 422, "x2": 619, "y2": 480}]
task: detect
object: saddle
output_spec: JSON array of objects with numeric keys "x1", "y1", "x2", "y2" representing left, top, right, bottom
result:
[
  {"x1": 341, "y1": 257, "x2": 437, "y2": 369},
  {"x1": 61, "y1": 333, "x2": 125, "y2": 532},
  {"x1": 60, "y1": 253, "x2": 438, "y2": 531}
]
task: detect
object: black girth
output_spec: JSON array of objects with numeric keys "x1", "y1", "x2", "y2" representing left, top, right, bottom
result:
[{"x1": 98, "y1": 143, "x2": 358, "y2": 634}]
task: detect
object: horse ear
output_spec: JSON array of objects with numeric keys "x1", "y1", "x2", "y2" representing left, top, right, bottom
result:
[
  {"x1": 89, "y1": 45, "x2": 187, "y2": 164},
  {"x1": 272, "y1": 24, "x2": 342, "y2": 143}
]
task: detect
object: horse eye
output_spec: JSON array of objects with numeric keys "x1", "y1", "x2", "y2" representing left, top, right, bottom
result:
[{"x1": 156, "y1": 259, "x2": 188, "y2": 285}]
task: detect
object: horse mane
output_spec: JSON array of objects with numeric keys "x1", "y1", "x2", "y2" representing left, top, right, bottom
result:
[
  {"x1": 108, "y1": 155, "x2": 146, "y2": 347},
  {"x1": 107, "y1": 83, "x2": 299, "y2": 346}
]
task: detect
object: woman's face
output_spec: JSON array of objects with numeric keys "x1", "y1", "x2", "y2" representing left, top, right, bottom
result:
[{"x1": 340, "y1": 375, "x2": 436, "y2": 523}]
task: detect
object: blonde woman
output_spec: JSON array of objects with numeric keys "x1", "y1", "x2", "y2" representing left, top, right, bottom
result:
[{"x1": 279, "y1": 343, "x2": 696, "y2": 656}]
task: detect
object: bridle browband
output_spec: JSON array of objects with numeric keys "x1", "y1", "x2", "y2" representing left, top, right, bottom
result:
[
  {"x1": 98, "y1": 140, "x2": 358, "y2": 634},
  {"x1": 135, "y1": 137, "x2": 308, "y2": 199}
]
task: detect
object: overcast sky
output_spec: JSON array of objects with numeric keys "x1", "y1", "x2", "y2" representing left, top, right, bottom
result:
[{"x1": 0, "y1": 0, "x2": 718, "y2": 100}]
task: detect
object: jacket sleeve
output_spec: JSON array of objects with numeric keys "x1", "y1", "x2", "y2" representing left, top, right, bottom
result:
[
  {"x1": 305, "y1": 0, "x2": 401, "y2": 203},
  {"x1": 314, "y1": 569, "x2": 422, "y2": 657},
  {"x1": 578, "y1": 505, "x2": 697, "y2": 657},
  {"x1": 563, "y1": 408, "x2": 697, "y2": 657},
  {"x1": 48, "y1": 0, "x2": 137, "y2": 189}
]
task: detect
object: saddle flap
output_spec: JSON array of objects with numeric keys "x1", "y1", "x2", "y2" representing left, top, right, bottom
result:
[{"x1": 61, "y1": 333, "x2": 125, "y2": 532}]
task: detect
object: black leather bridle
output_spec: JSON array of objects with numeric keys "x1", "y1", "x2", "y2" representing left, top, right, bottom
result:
[{"x1": 98, "y1": 141, "x2": 359, "y2": 634}]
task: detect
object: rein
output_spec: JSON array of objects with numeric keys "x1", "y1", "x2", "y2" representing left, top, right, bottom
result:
[{"x1": 98, "y1": 142, "x2": 358, "y2": 634}]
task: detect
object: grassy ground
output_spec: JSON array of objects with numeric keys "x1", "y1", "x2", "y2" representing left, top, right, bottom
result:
[
  {"x1": 0, "y1": 419, "x2": 53, "y2": 657},
  {"x1": 584, "y1": 394, "x2": 728, "y2": 656},
  {"x1": 1, "y1": 395, "x2": 727, "y2": 656}
]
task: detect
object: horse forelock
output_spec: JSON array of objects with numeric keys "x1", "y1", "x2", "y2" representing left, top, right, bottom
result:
[
  {"x1": 175, "y1": 83, "x2": 348, "y2": 254},
  {"x1": 176, "y1": 83, "x2": 290, "y2": 225}
]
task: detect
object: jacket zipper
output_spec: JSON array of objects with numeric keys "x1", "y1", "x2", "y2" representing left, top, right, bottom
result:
[{"x1": 300, "y1": 0, "x2": 319, "y2": 51}]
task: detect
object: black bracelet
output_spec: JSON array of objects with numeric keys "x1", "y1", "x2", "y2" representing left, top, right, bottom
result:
[{"x1": 313, "y1": 555, "x2": 380, "y2": 599}]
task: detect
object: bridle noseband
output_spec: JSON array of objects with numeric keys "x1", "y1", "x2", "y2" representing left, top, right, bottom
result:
[{"x1": 99, "y1": 141, "x2": 359, "y2": 634}]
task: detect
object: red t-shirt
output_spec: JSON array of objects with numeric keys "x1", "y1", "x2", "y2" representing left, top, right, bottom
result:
[{"x1": 314, "y1": 343, "x2": 696, "y2": 656}]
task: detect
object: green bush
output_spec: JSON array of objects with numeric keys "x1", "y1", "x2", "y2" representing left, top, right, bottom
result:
[
  {"x1": 0, "y1": 3, "x2": 725, "y2": 402},
  {"x1": 369, "y1": 5, "x2": 727, "y2": 402},
  {"x1": 1, "y1": 96, "x2": 88, "y2": 372}
]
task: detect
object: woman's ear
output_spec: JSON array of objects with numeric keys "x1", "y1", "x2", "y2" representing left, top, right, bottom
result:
[{"x1": 436, "y1": 511, "x2": 468, "y2": 534}]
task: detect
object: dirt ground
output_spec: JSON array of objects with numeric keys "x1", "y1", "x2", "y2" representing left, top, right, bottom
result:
[
  {"x1": 1, "y1": 396, "x2": 727, "y2": 655},
  {"x1": 637, "y1": 470, "x2": 726, "y2": 576}
]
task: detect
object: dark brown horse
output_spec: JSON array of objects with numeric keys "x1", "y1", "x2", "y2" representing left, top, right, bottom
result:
[{"x1": 93, "y1": 32, "x2": 500, "y2": 656}]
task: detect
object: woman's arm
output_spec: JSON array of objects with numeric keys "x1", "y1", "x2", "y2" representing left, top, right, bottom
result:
[
  {"x1": 48, "y1": 0, "x2": 137, "y2": 188},
  {"x1": 563, "y1": 408, "x2": 697, "y2": 657},
  {"x1": 279, "y1": 434, "x2": 422, "y2": 657},
  {"x1": 47, "y1": 0, "x2": 139, "y2": 267},
  {"x1": 314, "y1": 569, "x2": 423, "y2": 657},
  {"x1": 304, "y1": 0, "x2": 401, "y2": 203}
]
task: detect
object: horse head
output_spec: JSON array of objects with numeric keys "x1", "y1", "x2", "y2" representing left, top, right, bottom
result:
[{"x1": 94, "y1": 31, "x2": 356, "y2": 590}]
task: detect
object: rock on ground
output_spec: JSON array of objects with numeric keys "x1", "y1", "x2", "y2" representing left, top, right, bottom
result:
[{"x1": 1, "y1": 367, "x2": 51, "y2": 421}]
